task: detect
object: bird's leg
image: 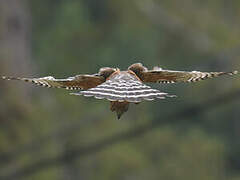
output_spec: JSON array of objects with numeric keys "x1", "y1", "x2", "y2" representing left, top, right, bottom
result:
[{"x1": 110, "y1": 101, "x2": 130, "y2": 119}]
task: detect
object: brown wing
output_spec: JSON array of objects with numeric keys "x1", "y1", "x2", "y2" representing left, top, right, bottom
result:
[
  {"x1": 2, "y1": 74, "x2": 105, "y2": 90},
  {"x1": 141, "y1": 68, "x2": 238, "y2": 83}
]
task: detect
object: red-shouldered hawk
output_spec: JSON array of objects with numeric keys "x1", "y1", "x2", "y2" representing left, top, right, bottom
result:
[{"x1": 2, "y1": 63, "x2": 238, "y2": 119}]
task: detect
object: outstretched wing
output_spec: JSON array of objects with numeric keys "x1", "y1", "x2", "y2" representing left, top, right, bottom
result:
[
  {"x1": 2, "y1": 74, "x2": 105, "y2": 90},
  {"x1": 141, "y1": 67, "x2": 238, "y2": 83}
]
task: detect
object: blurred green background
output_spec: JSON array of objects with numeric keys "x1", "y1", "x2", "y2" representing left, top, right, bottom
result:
[{"x1": 0, "y1": 0, "x2": 240, "y2": 179}]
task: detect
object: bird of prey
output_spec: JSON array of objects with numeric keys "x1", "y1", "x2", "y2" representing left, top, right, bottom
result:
[{"x1": 2, "y1": 63, "x2": 238, "y2": 119}]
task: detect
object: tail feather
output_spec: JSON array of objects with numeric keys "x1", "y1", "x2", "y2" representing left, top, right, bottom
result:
[{"x1": 72, "y1": 74, "x2": 176, "y2": 103}]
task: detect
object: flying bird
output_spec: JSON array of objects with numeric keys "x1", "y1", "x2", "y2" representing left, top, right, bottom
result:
[{"x1": 2, "y1": 63, "x2": 238, "y2": 119}]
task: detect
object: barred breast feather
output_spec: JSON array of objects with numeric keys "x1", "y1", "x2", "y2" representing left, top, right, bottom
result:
[{"x1": 71, "y1": 71, "x2": 175, "y2": 103}]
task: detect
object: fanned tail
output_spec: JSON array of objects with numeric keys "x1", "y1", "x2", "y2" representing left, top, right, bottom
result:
[{"x1": 71, "y1": 75, "x2": 176, "y2": 103}]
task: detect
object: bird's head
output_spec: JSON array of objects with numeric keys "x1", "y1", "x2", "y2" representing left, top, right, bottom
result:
[
  {"x1": 110, "y1": 101, "x2": 130, "y2": 120},
  {"x1": 115, "y1": 103, "x2": 129, "y2": 119}
]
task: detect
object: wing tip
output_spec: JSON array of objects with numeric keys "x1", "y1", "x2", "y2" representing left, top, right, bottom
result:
[
  {"x1": 70, "y1": 92, "x2": 82, "y2": 96},
  {"x1": 233, "y1": 70, "x2": 238, "y2": 75},
  {"x1": 2, "y1": 76, "x2": 7, "y2": 80},
  {"x1": 167, "y1": 94, "x2": 177, "y2": 98},
  {"x1": 1, "y1": 76, "x2": 17, "y2": 80}
]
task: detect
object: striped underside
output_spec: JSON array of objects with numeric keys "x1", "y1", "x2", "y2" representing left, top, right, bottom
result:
[{"x1": 71, "y1": 72, "x2": 176, "y2": 103}]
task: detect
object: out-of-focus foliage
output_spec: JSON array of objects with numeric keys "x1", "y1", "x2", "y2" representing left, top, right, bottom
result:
[{"x1": 0, "y1": 0, "x2": 240, "y2": 179}]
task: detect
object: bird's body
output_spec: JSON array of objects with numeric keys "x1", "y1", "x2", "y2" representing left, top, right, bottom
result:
[
  {"x1": 2, "y1": 63, "x2": 238, "y2": 119},
  {"x1": 75, "y1": 69, "x2": 173, "y2": 119}
]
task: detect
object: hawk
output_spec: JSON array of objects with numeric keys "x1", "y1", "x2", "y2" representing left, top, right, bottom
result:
[{"x1": 2, "y1": 63, "x2": 238, "y2": 119}]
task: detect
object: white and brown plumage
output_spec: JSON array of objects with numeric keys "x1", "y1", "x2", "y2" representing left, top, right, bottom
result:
[{"x1": 2, "y1": 63, "x2": 238, "y2": 119}]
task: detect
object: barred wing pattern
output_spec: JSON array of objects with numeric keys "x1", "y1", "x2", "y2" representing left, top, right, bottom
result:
[
  {"x1": 2, "y1": 75, "x2": 104, "y2": 90},
  {"x1": 2, "y1": 62, "x2": 238, "y2": 119},
  {"x1": 72, "y1": 72, "x2": 175, "y2": 103},
  {"x1": 141, "y1": 69, "x2": 238, "y2": 84}
]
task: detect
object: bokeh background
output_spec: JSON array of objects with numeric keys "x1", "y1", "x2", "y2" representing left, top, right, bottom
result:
[{"x1": 0, "y1": 0, "x2": 240, "y2": 179}]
